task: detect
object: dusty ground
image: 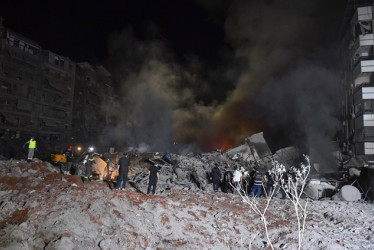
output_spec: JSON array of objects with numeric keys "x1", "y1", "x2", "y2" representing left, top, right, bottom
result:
[{"x1": 0, "y1": 160, "x2": 373, "y2": 249}]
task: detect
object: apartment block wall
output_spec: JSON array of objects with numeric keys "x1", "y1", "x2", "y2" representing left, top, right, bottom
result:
[
  {"x1": 72, "y1": 63, "x2": 114, "y2": 142},
  {"x1": 343, "y1": 6, "x2": 374, "y2": 157},
  {"x1": 0, "y1": 20, "x2": 114, "y2": 143}
]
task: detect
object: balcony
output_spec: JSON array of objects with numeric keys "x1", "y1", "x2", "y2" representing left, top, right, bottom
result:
[
  {"x1": 353, "y1": 60, "x2": 374, "y2": 86},
  {"x1": 355, "y1": 142, "x2": 374, "y2": 155},
  {"x1": 351, "y1": 34, "x2": 374, "y2": 59},
  {"x1": 357, "y1": 6, "x2": 373, "y2": 22},
  {"x1": 354, "y1": 86, "x2": 374, "y2": 103},
  {"x1": 355, "y1": 113, "x2": 374, "y2": 129}
]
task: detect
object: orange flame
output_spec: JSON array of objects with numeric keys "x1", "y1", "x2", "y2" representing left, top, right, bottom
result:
[{"x1": 205, "y1": 137, "x2": 234, "y2": 151}]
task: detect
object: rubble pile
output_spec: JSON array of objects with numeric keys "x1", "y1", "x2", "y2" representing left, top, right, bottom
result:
[{"x1": 1, "y1": 159, "x2": 374, "y2": 249}]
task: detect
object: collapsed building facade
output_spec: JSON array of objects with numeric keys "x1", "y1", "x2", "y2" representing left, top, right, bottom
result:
[{"x1": 0, "y1": 18, "x2": 114, "y2": 148}]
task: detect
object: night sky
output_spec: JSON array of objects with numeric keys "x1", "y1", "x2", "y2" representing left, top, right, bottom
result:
[
  {"x1": 0, "y1": 1, "x2": 226, "y2": 62},
  {"x1": 0, "y1": 0, "x2": 352, "y2": 161}
]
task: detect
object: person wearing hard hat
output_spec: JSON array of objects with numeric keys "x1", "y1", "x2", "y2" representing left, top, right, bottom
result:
[
  {"x1": 82, "y1": 147, "x2": 95, "y2": 181},
  {"x1": 64, "y1": 145, "x2": 74, "y2": 174},
  {"x1": 23, "y1": 136, "x2": 37, "y2": 162}
]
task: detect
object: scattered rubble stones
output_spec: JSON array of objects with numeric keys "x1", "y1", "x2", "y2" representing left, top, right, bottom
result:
[{"x1": 0, "y1": 159, "x2": 373, "y2": 249}]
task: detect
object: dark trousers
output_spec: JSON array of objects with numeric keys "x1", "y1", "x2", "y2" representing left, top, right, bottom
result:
[
  {"x1": 66, "y1": 161, "x2": 73, "y2": 173},
  {"x1": 223, "y1": 181, "x2": 231, "y2": 193},
  {"x1": 116, "y1": 172, "x2": 128, "y2": 189},
  {"x1": 84, "y1": 164, "x2": 93, "y2": 180},
  {"x1": 266, "y1": 182, "x2": 274, "y2": 195},
  {"x1": 212, "y1": 178, "x2": 220, "y2": 191},
  {"x1": 147, "y1": 178, "x2": 158, "y2": 194}
]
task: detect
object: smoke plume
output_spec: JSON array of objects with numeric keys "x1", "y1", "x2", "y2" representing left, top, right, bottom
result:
[
  {"x1": 101, "y1": 0, "x2": 346, "y2": 159},
  {"x1": 101, "y1": 27, "x2": 215, "y2": 152}
]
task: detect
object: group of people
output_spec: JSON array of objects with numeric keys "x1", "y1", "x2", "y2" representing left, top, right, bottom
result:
[
  {"x1": 22, "y1": 137, "x2": 159, "y2": 194},
  {"x1": 22, "y1": 137, "x2": 297, "y2": 198},
  {"x1": 115, "y1": 152, "x2": 159, "y2": 195},
  {"x1": 211, "y1": 164, "x2": 263, "y2": 196},
  {"x1": 210, "y1": 163, "x2": 299, "y2": 199}
]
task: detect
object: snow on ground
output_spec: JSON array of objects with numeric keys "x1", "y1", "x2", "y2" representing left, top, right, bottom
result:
[{"x1": 0, "y1": 160, "x2": 373, "y2": 249}]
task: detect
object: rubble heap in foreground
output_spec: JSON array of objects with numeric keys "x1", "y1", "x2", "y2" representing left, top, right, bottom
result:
[{"x1": 0, "y1": 159, "x2": 373, "y2": 249}]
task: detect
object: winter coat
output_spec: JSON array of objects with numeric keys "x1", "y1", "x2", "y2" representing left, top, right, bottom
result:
[{"x1": 211, "y1": 166, "x2": 221, "y2": 180}]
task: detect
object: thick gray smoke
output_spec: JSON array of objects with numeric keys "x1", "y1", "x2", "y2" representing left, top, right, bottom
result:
[
  {"x1": 100, "y1": 27, "x2": 214, "y2": 152},
  {"x1": 100, "y1": 0, "x2": 346, "y2": 158},
  {"x1": 258, "y1": 56, "x2": 343, "y2": 173},
  {"x1": 197, "y1": 0, "x2": 345, "y2": 167}
]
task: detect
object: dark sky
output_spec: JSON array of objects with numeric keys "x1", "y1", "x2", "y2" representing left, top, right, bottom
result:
[
  {"x1": 0, "y1": 0, "x2": 355, "y2": 158},
  {"x1": 0, "y1": 0, "x2": 226, "y2": 63}
]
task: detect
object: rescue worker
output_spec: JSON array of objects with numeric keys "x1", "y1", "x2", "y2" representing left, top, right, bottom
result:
[
  {"x1": 23, "y1": 136, "x2": 37, "y2": 161},
  {"x1": 64, "y1": 145, "x2": 74, "y2": 175},
  {"x1": 116, "y1": 152, "x2": 130, "y2": 190},
  {"x1": 223, "y1": 166, "x2": 233, "y2": 193},
  {"x1": 83, "y1": 147, "x2": 95, "y2": 181},
  {"x1": 251, "y1": 168, "x2": 263, "y2": 197},
  {"x1": 211, "y1": 163, "x2": 221, "y2": 192},
  {"x1": 147, "y1": 162, "x2": 159, "y2": 195}
]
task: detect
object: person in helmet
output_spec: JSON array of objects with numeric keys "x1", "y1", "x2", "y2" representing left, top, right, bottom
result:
[
  {"x1": 64, "y1": 145, "x2": 74, "y2": 175},
  {"x1": 82, "y1": 147, "x2": 95, "y2": 181}
]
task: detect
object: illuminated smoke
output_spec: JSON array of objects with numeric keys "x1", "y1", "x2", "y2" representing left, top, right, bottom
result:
[
  {"x1": 101, "y1": 27, "x2": 214, "y2": 152},
  {"x1": 101, "y1": 0, "x2": 346, "y2": 157}
]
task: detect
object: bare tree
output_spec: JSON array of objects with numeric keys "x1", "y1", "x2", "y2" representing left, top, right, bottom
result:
[{"x1": 233, "y1": 155, "x2": 311, "y2": 250}]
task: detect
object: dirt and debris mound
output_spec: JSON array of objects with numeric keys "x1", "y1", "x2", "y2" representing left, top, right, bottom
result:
[{"x1": 0, "y1": 159, "x2": 373, "y2": 249}]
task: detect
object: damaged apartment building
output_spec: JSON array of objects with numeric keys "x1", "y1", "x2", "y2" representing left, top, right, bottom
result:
[
  {"x1": 343, "y1": 3, "x2": 374, "y2": 164},
  {"x1": 0, "y1": 18, "x2": 114, "y2": 142},
  {"x1": 343, "y1": 2, "x2": 374, "y2": 199}
]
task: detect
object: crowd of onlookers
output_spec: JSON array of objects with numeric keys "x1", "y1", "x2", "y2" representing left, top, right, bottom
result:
[{"x1": 210, "y1": 163, "x2": 299, "y2": 199}]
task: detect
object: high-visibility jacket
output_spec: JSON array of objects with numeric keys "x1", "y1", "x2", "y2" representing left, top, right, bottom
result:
[{"x1": 29, "y1": 140, "x2": 36, "y2": 149}]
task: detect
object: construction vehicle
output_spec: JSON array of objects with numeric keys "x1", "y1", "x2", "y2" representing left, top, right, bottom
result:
[{"x1": 51, "y1": 153, "x2": 67, "y2": 164}]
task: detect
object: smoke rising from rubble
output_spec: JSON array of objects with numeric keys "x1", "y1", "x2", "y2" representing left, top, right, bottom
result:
[
  {"x1": 258, "y1": 54, "x2": 342, "y2": 173},
  {"x1": 101, "y1": 0, "x2": 345, "y2": 156},
  {"x1": 100, "y1": 27, "x2": 215, "y2": 152},
  {"x1": 207, "y1": 0, "x2": 345, "y2": 148}
]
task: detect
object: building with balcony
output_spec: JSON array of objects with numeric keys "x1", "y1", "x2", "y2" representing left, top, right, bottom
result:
[
  {"x1": 39, "y1": 50, "x2": 76, "y2": 139},
  {"x1": 343, "y1": 4, "x2": 374, "y2": 159},
  {"x1": 0, "y1": 18, "x2": 76, "y2": 141},
  {"x1": 0, "y1": 18, "x2": 113, "y2": 145},
  {"x1": 72, "y1": 62, "x2": 114, "y2": 142}
]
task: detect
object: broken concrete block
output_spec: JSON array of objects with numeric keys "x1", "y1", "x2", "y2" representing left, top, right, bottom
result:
[{"x1": 336, "y1": 185, "x2": 361, "y2": 202}]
